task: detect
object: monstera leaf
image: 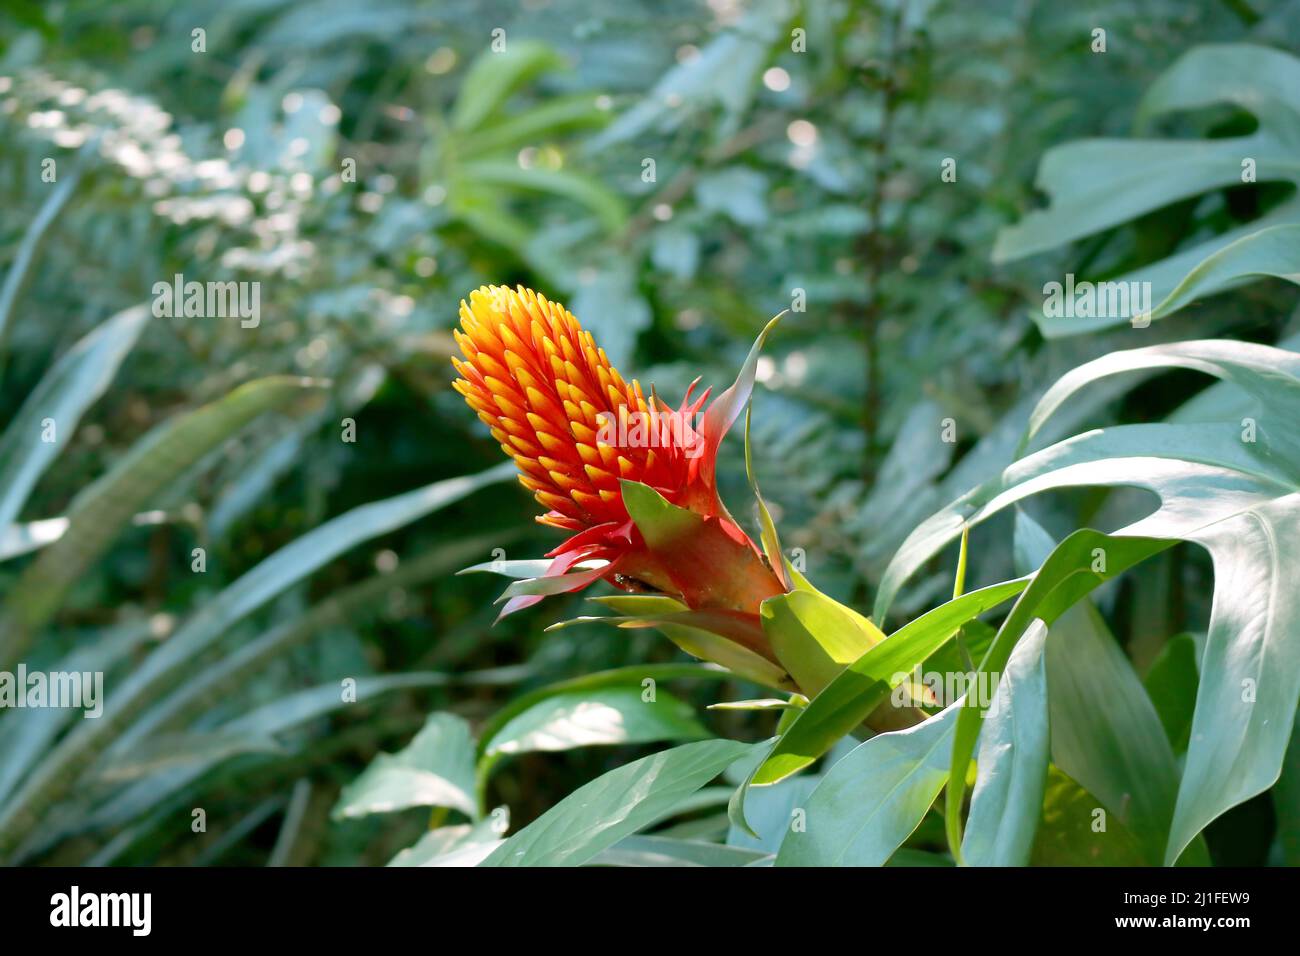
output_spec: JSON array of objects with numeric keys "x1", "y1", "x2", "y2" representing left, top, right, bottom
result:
[
  {"x1": 877, "y1": 339, "x2": 1300, "y2": 864},
  {"x1": 997, "y1": 44, "x2": 1300, "y2": 336}
]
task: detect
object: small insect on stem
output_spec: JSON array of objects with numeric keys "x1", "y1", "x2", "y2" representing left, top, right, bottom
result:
[{"x1": 613, "y1": 574, "x2": 664, "y2": 595}]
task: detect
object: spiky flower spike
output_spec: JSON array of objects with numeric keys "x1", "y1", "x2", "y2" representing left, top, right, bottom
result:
[
  {"x1": 452, "y1": 285, "x2": 787, "y2": 634},
  {"x1": 453, "y1": 286, "x2": 703, "y2": 531}
]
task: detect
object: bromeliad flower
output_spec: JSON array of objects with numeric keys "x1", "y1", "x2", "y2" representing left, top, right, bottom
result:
[
  {"x1": 453, "y1": 285, "x2": 933, "y2": 726},
  {"x1": 453, "y1": 285, "x2": 793, "y2": 684}
]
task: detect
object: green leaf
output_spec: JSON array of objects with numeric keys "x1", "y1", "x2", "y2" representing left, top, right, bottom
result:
[
  {"x1": 109, "y1": 532, "x2": 517, "y2": 760},
  {"x1": 578, "y1": 595, "x2": 795, "y2": 690},
  {"x1": 994, "y1": 43, "x2": 1300, "y2": 336},
  {"x1": 1272, "y1": 710, "x2": 1300, "y2": 866},
  {"x1": 1144, "y1": 224, "x2": 1300, "y2": 323},
  {"x1": 482, "y1": 684, "x2": 708, "y2": 758},
  {"x1": 943, "y1": 530, "x2": 1171, "y2": 864},
  {"x1": 1014, "y1": 512, "x2": 1182, "y2": 866},
  {"x1": 0, "y1": 464, "x2": 513, "y2": 861},
  {"x1": 745, "y1": 404, "x2": 787, "y2": 588},
  {"x1": 586, "y1": 0, "x2": 785, "y2": 148},
  {"x1": 450, "y1": 40, "x2": 567, "y2": 133},
  {"x1": 459, "y1": 557, "x2": 601, "y2": 579},
  {"x1": 619, "y1": 479, "x2": 704, "y2": 547},
  {"x1": 1030, "y1": 768, "x2": 1148, "y2": 866},
  {"x1": 775, "y1": 704, "x2": 961, "y2": 867},
  {"x1": 0, "y1": 376, "x2": 326, "y2": 662},
  {"x1": 880, "y1": 339, "x2": 1300, "y2": 864},
  {"x1": 961, "y1": 619, "x2": 1049, "y2": 866},
  {"x1": 725, "y1": 735, "x2": 854, "y2": 852},
  {"x1": 52, "y1": 674, "x2": 453, "y2": 852},
  {"x1": 751, "y1": 578, "x2": 1027, "y2": 787},
  {"x1": 388, "y1": 819, "x2": 504, "y2": 868},
  {"x1": 480, "y1": 738, "x2": 756, "y2": 867},
  {"x1": 1144, "y1": 633, "x2": 1200, "y2": 752},
  {"x1": 0, "y1": 161, "x2": 83, "y2": 350},
  {"x1": 456, "y1": 160, "x2": 626, "y2": 232},
  {"x1": 459, "y1": 94, "x2": 609, "y2": 157},
  {"x1": 760, "y1": 586, "x2": 884, "y2": 698},
  {"x1": 473, "y1": 663, "x2": 733, "y2": 763},
  {"x1": 708, "y1": 698, "x2": 801, "y2": 712},
  {"x1": 727, "y1": 770, "x2": 820, "y2": 854},
  {"x1": 592, "y1": 834, "x2": 770, "y2": 867},
  {"x1": 0, "y1": 305, "x2": 150, "y2": 533},
  {"x1": 333, "y1": 713, "x2": 477, "y2": 821}
]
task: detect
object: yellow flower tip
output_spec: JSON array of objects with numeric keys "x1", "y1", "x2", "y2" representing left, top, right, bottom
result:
[{"x1": 452, "y1": 285, "x2": 690, "y2": 527}]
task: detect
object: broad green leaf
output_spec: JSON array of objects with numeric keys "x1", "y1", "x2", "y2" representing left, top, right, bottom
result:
[
  {"x1": 775, "y1": 704, "x2": 961, "y2": 867},
  {"x1": 472, "y1": 663, "x2": 733, "y2": 763},
  {"x1": 1030, "y1": 768, "x2": 1148, "y2": 866},
  {"x1": 481, "y1": 684, "x2": 707, "y2": 758},
  {"x1": 1143, "y1": 633, "x2": 1200, "y2": 753},
  {"x1": 592, "y1": 835, "x2": 770, "y2": 867},
  {"x1": 388, "y1": 819, "x2": 504, "y2": 867},
  {"x1": 333, "y1": 713, "x2": 477, "y2": 821},
  {"x1": 480, "y1": 738, "x2": 756, "y2": 867},
  {"x1": 879, "y1": 340, "x2": 1300, "y2": 864},
  {"x1": 1014, "y1": 512, "x2": 1182, "y2": 865},
  {"x1": 750, "y1": 578, "x2": 1027, "y2": 787},
  {"x1": 1021, "y1": 340, "x2": 1300, "y2": 457},
  {"x1": 995, "y1": 135, "x2": 1276, "y2": 265},
  {"x1": 1145, "y1": 224, "x2": 1300, "y2": 323},
  {"x1": 1272, "y1": 710, "x2": 1300, "y2": 866},
  {"x1": 961, "y1": 620, "x2": 1049, "y2": 867},
  {"x1": 995, "y1": 44, "x2": 1300, "y2": 336},
  {"x1": 0, "y1": 376, "x2": 327, "y2": 663},
  {"x1": 943, "y1": 530, "x2": 1171, "y2": 864},
  {"x1": 0, "y1": 305, "x2": 150, "y2": 533},
  {"x1": 760, "y1": 586, "x2": 885, "y2": 697},
  {"x1": 726, "y1": 770, "x2": 820, "y2": 855}
]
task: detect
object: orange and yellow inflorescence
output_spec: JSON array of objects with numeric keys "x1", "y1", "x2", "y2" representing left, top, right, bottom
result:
[
  {"x1": 452, "y1": 285, "x2": 700, "y2": 532},
  {"x1": 452, "y1": 283, "x2": 786, "y2": 629}
]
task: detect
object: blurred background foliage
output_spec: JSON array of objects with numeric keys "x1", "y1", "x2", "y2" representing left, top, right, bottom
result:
[{"x1": 1, "y1": 0, "x2": 1298, "y2": 865}]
